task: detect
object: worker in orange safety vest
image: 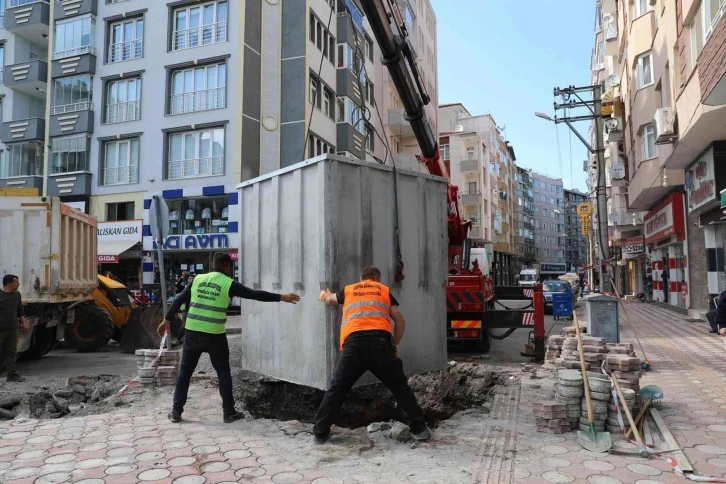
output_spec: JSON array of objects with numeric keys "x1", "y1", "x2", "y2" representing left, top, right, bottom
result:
[{"x1": 313, "y1": 266, "x2": 430, "y2": 443}]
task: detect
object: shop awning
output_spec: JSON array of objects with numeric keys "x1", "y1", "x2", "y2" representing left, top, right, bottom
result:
[{"x1": 98, "y1": 240, "x2": 138, "y2": 257}]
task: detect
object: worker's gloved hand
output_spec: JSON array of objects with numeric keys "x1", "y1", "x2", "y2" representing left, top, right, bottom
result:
[
  {"x1": 281, "y1": 293, "x2": 300, "y2": 304},
  {"x1": 157, "y1": 319, "x2": 171, "y2": 336},
  {"x1": 319, "y1": 289, "x2": 332, "y2": 302}
]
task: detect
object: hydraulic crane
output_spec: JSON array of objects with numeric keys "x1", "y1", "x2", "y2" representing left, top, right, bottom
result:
[{"x1": 354, "y1": 0, "x2": 545, "y2": 357}]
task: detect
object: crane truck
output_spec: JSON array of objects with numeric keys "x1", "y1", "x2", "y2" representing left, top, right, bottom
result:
[{"x1": 353, "y1": 0, "x2": 545, "y2": 359}]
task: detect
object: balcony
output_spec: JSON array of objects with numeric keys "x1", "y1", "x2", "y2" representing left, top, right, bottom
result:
[
  {"x1": 2, "y1": 59, "x2": 48, "y2": 99},
  {"x1": 52, "y1": 45, "x2": 95, "y2": 61},
  {"x1": 47, "y1": 172, "x2": 92, "y2": 197},
  {"x1": 459, "y1": 158, "x2": 478, "y2": 173},
  {"x1": 626, "y1": 10, "x2": 655, "y2": 63},
  {"x1": 49, "y1": 109, "x2": 94, "y2": 137},
  {"x1": 101, "y1": 165, "x2": 138, "y2": 186},
  {"x1": 104, "y1": 101, "x2": 140, "y2": 124},
  {"x1": 51, "y1": 52, "x2": 97, "y2": 77},
  {"x1": 0, "y1": 118, "x2": 45, "y2": 143},
  {"x1": 170, "y1": 88, "x2": 226, "y2": 115},
  {"x1": 0, "y1": 175, "x2": 43, "y2": 191},
  {"x1": 627, "y1": 158, "x2": 685, "y2": 210},
  {"x1": 336, "y1": 123, "x2": 365, "y2": 160},
  {"x1": 387, "y1": 108, "x2": 414, "y2": 138},
  {"x1": 171, "y1": 22, "x2": 227, "y2": 51},
  {"x1": 167, "y1": 157, "x2": 224, "y2": 180},
  {"x1": 5, "y1": 0, "x2": 50, "y2": 46},
  {"x1": 107, "y1": 39, "x2": 143, "y2": 63},
  {"x1": 336, "y1": 68, "x2": 364, "y2": 106},
  {"x1": 469, "y1": 226, "x2": 482, "y2": 239},
  {"x1": 54, "y1": 0, "x2": 96, "y2": 20},
  {"x1": 460, "y1": 191, "x2": 481, "y2": 205}
]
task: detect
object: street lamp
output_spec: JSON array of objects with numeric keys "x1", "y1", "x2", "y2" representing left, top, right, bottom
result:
[{"x1": 535, "y1": 111, "x2": 554, "y2": 122}]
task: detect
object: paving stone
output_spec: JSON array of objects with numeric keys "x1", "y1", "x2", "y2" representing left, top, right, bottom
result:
[
  {"x1": 173, "y1": 476, "x2": 207, "y2": 484},
  {"x1": 104, "y1": 464, "x2": 138, "y2": 475},
  {"x1": 541, "y1": 470, "x2": 575, "y2": 483},
  {"x1": 105, "y1": 447, "x2": 135, "y2": 457},
  {"x1": 223, "y1": 449, "x2": 252, "y2": 459},
  {"x1": 541, "y1": 457, "x2": 571, "y2": 467},
  {"x1": 584, "y1": 460, "x2": 616, "y2": 471},
  {"x1": 200, "y1": 461, "x2": 231, "y2": 472},
  {"x1": 138, "y1": 468, "x2": 172, "y2": 480},
  {"x1": 694, "y1": 445, "x2": 726, "y2": 455},
  {"x1": 271, "y1": 472, "x2": 304, "y2": 483},
  {"x1": 75, "y1": 458, "x2": 106, "y2": 469},
  {"x1": 44, "y1": 454, "x2": 77, "y2": 464},
  {"x1": 626, "y1": 463, "x2": 662, "y2": 476},
  {"x1": 236, "y1": 466, "x2": 266, "y2": 478}
]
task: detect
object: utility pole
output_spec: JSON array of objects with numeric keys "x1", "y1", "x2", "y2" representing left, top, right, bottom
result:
[{"x1": 536, "y1": 85, "x2": 610, "y2": 292}]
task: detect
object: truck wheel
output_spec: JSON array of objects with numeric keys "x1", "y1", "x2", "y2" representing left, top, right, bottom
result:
[
  {"x1": 473, "y1": 330, "x2": 491, "y2": 353},
  {"x1": 19, "y1": 326, "x2": 56, "y2": 360},
  {"x1": 65, "y1": 305, "x2": 115, "y2": 353},
  {"x1": 112, "y1": 326, "x2": 123, "y2": 343}
]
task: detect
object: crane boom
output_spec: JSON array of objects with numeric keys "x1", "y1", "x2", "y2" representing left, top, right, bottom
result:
[{"x1": 355, "y1": 0, "x2": 471, "y2": 261}]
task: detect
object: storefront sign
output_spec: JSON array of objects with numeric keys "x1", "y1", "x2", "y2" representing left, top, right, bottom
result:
[
  {"x1": 540, "y1": 263, "x2": 566, "y2": 273},
  {"x1": 98, "y1": 220, "x2": 143, "y2": 242},
  {"x1": 644, "y1": 192, "x2": 686, "y2": 245},
  {"x1": 97, "y1": 255, "x2": 120, "y2": 264},
  {"x1": 623, "y1": 236, "x2": 644, "y2": 259},
  {"x1": 686, "y1": 149, "x2": 716, "y2": 214},
  {"x1": 159, "y1": 233, "x2": 229, "y2": 250}
]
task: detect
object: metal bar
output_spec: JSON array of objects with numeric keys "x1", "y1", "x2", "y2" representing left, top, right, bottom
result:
[
  {"x1": 554, "y1": 114, "x2": 597, "y2": 124},
  {"x1": 563, "y1": 120, "x2": 595, "y2": 153},
  {"x1": 554, "y1": 100, "x2": 595, "y2": 110}
]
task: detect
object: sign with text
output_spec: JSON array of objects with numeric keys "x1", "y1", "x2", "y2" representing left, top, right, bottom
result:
[
  {"x1": 644, "y1": 192, "x2": 686, "y2": 245},
  {"x1": 97, "y1": 220, "x2": 143, "y2": 243},
  {"x1": 153, "y1": 233, "x2": 229, "y2": 251},
  {"x1": 97, "y1": 255, "x2": 120, "y2": 264},
  {"x1": 686, "y1": 148, "x2": 716, "y2": 214},
  {"x1": 540, "y1": 263, "x2": 567, "y2": 273},
  {"x1": 623, "y1": 236, "x2": 644, "y2": 259}
]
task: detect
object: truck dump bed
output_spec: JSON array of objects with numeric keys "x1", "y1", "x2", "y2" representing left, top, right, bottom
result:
[
  {"x1": 236, "y1": 155, "x2": 449, "y2": 390},
  {"x1": 0, "y1": 197, "x2": 97, "y2": 303}
]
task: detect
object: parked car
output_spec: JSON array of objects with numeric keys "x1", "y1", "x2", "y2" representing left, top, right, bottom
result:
[{"x1": 542, "y1": 280, "x2": 577, "y2": 314}]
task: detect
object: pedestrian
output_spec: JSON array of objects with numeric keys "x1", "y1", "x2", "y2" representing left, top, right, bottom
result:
[
  {"x1": 175, "y1": 270, "x2": 189, "y2": 295},
  {"x1": 314, "y1": 266, "x2": 430, "y2": 443},
  {"x1": 711, "y1": 289, "x2": 726, "y2": 337},
  {"x1": 0, "y1": 274, "x2": 29, "y2": 382},
  {"x1": 157, "y1": 253, "x2": 300, "y2": 423}
]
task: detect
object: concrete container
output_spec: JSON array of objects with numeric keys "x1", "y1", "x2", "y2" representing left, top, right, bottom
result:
[
  {"x1": 236, "y1": 155, "x2": 449, "y2": 390},
  {"x1": 584, "y1": 294, "x2": 620, "y2": 343}
]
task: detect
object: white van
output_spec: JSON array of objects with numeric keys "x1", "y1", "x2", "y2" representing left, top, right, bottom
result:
[{"x1": 518, "y1": 269, "x2": 538, "y2": 287}]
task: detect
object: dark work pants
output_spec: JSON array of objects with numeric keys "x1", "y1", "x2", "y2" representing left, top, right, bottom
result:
[
  {"x1": 173, "y1": 329, "x2": 235, "y2": 415},
  {"x1": 706, "y1": 310, "x2": 718, "y2": 332},
  {"x1": 313, "y1": 331, "x2": 427, "y2": 435},
  {"x1": 0, "y1": 329, "x2": 19, "y2": 377}
]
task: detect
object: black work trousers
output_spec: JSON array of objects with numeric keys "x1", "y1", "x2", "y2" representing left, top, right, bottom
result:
[
  {"x1": 0, "y1": 329, "x2": 19, "y2": 377},
  {"x1": 173, "y1": 329, "x2": 235, "y2": 415},
  {"x1": 313, "y1": 330, "x2": 427, "y2": 435}
]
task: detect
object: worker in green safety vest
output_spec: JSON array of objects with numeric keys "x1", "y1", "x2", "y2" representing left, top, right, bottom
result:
[{"x1": 157, "y1": 253, "x2": 300, "y2": 423}]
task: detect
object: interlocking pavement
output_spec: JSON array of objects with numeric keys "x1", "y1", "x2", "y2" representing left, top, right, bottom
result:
[{"x1": 1, "y1": 301, "x2": 725, "y2": 483}]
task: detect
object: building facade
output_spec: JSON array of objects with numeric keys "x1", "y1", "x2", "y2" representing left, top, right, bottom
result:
[
  {"x1": 594, "y1": 0, "x2": 726, "y2": 315},
  {"x1": 563, "y1": 189, "x2": 589, "y2": 273},
  {"x1": 531, "y1": 172, "x2": 566, "y2": 280},
  {"x1": 0, "y1": 0, "x2": 436, "y2": 289},
  {"x1": 515, "y1": 166, "x2": 536, "y2": 268}
]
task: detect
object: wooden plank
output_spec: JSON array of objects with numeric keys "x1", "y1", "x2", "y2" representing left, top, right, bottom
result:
[
  {"x1": 625, "y1": 399, "x2": 651, "y2": 439},
  {"x1": 650, "y1": 407, "x2": 693, "y2": 473},
  {"x1": 643, "y1": 415, "x2": 654, "y2": 447}
]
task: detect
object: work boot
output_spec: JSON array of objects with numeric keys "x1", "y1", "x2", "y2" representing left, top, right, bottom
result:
[
  {"x1": 168, "y1": 412, "x2": 182, "y2": 423},
  {"x1": 223, "y1": 411, "x2": 245, "y2": 423},
  {"x1": 6, "y1": 374, "x2": 25, "y2": 383},
  {"x1": 411, "y1": 426, "x2": 431, "y2": 441}
]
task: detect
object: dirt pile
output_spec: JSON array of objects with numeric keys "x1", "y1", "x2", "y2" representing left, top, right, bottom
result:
[{"x1": 234, "y1": 361, "x2": 503, "y2": 429}]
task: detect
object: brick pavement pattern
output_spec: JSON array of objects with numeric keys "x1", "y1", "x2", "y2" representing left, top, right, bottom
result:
[{"x1": 0, "y1": 301, "x2": 724, "y2": 483}]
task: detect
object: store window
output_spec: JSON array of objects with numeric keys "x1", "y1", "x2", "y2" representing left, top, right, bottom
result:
[
  {"x1": 107, "y1": 201, "x2": 135, "y2": 221},
  {"x1": 166, "y1": 196, "x2": 229, "y2": 236}
]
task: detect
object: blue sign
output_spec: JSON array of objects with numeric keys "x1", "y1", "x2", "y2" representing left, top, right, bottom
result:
[{"x1": 153, "y1": 234, "x2": 229, "y2": 250}]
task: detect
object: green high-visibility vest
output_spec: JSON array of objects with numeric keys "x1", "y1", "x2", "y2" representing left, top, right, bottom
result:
[{"x1": 185, "y1": 271, "x2": 233, "y2": 334}]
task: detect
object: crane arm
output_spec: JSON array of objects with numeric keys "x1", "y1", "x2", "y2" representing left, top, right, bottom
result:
[{"x1": 355, "y1": 0, "x2": 471, "y2": 249}]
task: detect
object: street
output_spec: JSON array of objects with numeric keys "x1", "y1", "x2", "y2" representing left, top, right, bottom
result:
[{"x1": 2, "y1": 301, "x2": 723, "y2": 483}]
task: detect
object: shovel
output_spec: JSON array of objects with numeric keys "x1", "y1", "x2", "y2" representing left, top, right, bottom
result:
[
  {"x1": 611, "y1": 373, "x2": 650, "y2": 458},
  {"x1": 573, "y1": 312, "x2": 613, "y2": 452}
]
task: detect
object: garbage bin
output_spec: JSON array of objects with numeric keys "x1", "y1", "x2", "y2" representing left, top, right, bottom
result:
[{"x1": 552, "y1": 293, "x2": 573, "y2": 320}]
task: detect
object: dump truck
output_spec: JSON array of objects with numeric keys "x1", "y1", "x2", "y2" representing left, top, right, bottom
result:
[{"x1": 0, "y1": 196, "x2": 130, "y2": 357}]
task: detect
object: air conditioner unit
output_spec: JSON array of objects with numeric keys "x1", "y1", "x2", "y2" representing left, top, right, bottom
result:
[{"x1": 653, "y1": 107, "x2": 675, "y2": 142}]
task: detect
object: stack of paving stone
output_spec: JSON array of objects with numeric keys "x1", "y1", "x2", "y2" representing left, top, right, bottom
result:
[
  {"x1": 554, "y1": 369, "x2": 584, "y2": 430},
  {"x1": 556, "y1": 337, "x2": 582, "y2": 369},
  {"x1": 606, "y1": 354, "x2": 643, "y2": 408},
  {"x1": 533, "y1": 401, "x2": 571, "y2": 434},
  {"x1": 580, "y1": 337, "x2": 608, "y2": 371},
  {"x1": 607, "y1": 386, "x2": 635, "y2": 433},
  {"x1": 607, "y1": 342, "x2": 636, "y2": 357},
  {"x1": 155, "y1": 366, "x2": 178, "y2": 387},
  {"x1": 138, "y1": 367, "x2": 156, "y2": 386},
  {"x1": 579, "y1": 371, "x2": 610, "y2": 432},
  {"x1": 134, "y1": 349, "x2": 182, "y2": 387},
  {"x1": 545, "y1": 335, "x2": 565, "y2": 362}
]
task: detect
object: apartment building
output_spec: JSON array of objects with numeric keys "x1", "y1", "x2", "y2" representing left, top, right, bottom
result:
[
  {"x1": 515, "y1": 166, "x2": 536, "y2": 268},
  {"x1": 531, "y1": 172, "x2": 566, "y2": 280},
  {"x1": 439, "y1": 103, "x2": 519, "y2": 284},
  {"x1": 563, "y1": 189, "x2": 589, "y2": 273},
  {"x1": 383, "y1": 0, "x2": 437, "y2": 172},
  {"x1": 0, "y1": 0, "x2": 421, "y2": 288},
  {"x1": 595, "y1": 0, "x2": 726, "y2": 314}
]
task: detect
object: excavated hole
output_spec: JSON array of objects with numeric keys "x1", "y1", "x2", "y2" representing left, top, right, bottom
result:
[{"x1": 233, "y1": 362, "x2": 504, "y2": 429}]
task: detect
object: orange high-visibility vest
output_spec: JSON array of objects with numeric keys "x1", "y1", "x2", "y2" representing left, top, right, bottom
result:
[{"x1": 340, "y1": 280, "x2": 393, "y2": 350}]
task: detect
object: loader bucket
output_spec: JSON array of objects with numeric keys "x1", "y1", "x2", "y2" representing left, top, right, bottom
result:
[{"x1": 120, "y1": 304, "x2": 164, "y2": 353}]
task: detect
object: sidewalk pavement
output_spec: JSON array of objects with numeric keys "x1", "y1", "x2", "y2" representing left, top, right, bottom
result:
[{"x1": 0, "y1": 302, "x2": 725, "y2": 483}]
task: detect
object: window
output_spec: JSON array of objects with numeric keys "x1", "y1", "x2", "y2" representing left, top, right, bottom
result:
[
  {"x1": 633, "y1": 0, "x2": 651, "y2": 18},
  {"x1": 466, "y1": 147, "x2": 475, "y2": 159},
  {"x1": 307, "y1": 133, "x2": 334, "y2": 158},
  {"x1": 108, "y1": 17, "x2": 143, "y2": 62},
  {"x1": 309, "y1": 75, "x2": 320, "y2": 108},
  {"x1": 636, "y1": 53, "x2": 653, "y2": 89},
  {"x1": 172, "y1": 0, "x2": 228, "y2": 51},
  {"x1": 337, "y1": 44, "x2": 365, "y2": 83},
  {"x1": 348, "y1": 100, "x2": 364, "y2": 134},
  {"x1": 106, "y1": 202, "x2": 135, "y2": 221},
  {"x1": 365, "y1": 123, "x2": 374, "y2": 151},
  {"x1": 170, "y1": 62, "x2": 226, "y2": 115},
  {"x1": 439, "y1": 144, "x2": 450, "y2": 160},
  {"x1": 365, "y1": 36, "x2": 374, "y2": 62},
  {"x1": 0, "y1": 45, "x2": 4, "y2": 84},
  {"x1": 51, "y1": 135, "x2": 91, "y2": 174},
  {"x1": 105, "y1": 77, "x2": 141, "y2": 123},
  {"x1": 0, "y1": 142, "x2": 43, "y2": 178},
  {"x1": 595, "y1": 4, "x2": 603, "y2": 31},
  {"x1": 595, "y1": 41, "x2": 605, "y2": 68},
  {"x1": 51, "y1": 74, "x2": 92, "y2": 115},
  {"x1": 102, "y1": 138, "x2": 139, "y2": 186},
  {"x1": 167, "y1": 127, "x2": 224, "y2": 179},
  {"x1": 344, "y1": 0, "x2": 364, "y2": 31},
  {"x1": 703, "y1": 0, "x2": 726, "y2": 38},
  {"x1": 337, "y1": 98, "x2": 345, "y2": 122},
  {"x1": 54, "y1": 15, "x2": 95, "y2": 60},
  {"x1": 166, "y1": 196, "x2": 229, "y2": 236},
  {"x1": 323, "y1": 90, "x2": 331, "y2": 118},
  {"x1": 642, "y1": 124, "x2": 657, "y2": 160},
  {"x1": 365, "y1": 80, "x2": 375, "y2": 105},
  {"x1": 691, "y1": 7, "x2": 704, "y2": 67},
  {"x1": 309, "y1": 10, "x2": 335, "y2": 65},
  {"x1": 468, "y1": 182, "x2": 477, "y2": 194}
]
